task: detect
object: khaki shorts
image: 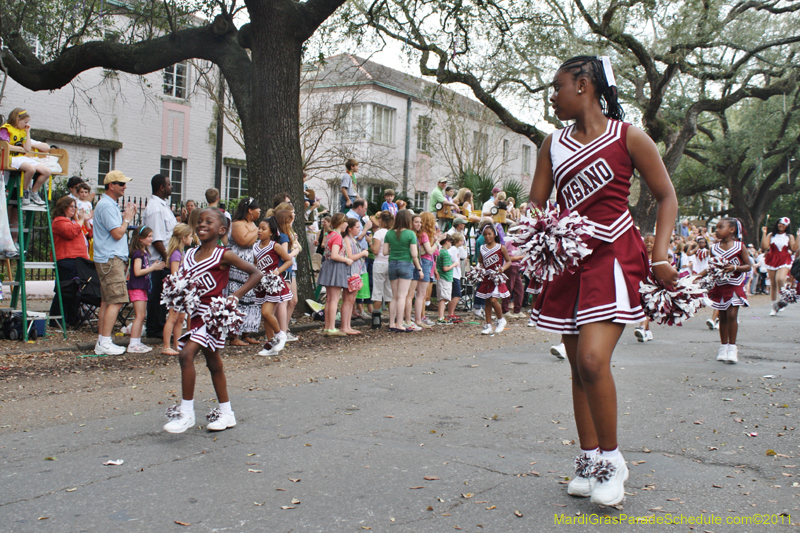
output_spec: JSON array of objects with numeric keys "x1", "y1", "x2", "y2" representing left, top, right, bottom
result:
[{"x1": 95, "y1": 257, "x2": 130, "y2": 305}]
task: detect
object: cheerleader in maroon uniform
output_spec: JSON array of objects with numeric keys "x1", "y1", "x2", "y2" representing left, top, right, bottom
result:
[
  {"x1": 254, "y1": 217, "x2": 294, "y2": 357},
  {"x1": 475, "y1": 224, "x2": 511, "y2": 335},
  {"x1": 705, "y1": 218, "x2": 751, "y2": 364},
  {"x1": 527, "y1": 56, "x2": 678, "y2": 506},
  {"x1": 163, "y1": 208, "x2": 262, "y2": 434},
  {"x1": 760, "y1": 217, "x2": 798, "y2": 316}
]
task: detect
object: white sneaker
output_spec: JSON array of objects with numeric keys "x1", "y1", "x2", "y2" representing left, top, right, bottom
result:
[
  {"x1": 716, "y1": 344, "x2": 728, "y2": 362},
  {"x1": 126, "y1": 343, "x2": 152, "y2": 353},
  {"x1": 273, "y1": 331, "x2": 287, "y2": 352},
  {"x1": 257, "y1": 340, "x2": 279, "y2": 356},
  {"x1": 405, "y1": 322, "x2": 422, "y2": 332},
  {"x1": 770, "y1": 302, "x2": 778, "y2": 316},
  {"x1": 567, "y1": 454, "x2": 596, "y2": 498},
  {"x1": 551, "y1": 343, "x2": 567, "y2": 360},
  {"x1": 206, "y1": 408, "x2": 236, "y2": 431},
  {"x1": 713, "y1": 318, "x2": 719, "y2": 329},
  {"x1": 495, "y1": 317, "x2": 507, "y2": 333},
  {"x1": 589, "y1": 455, "x2": 629, "y2": 506},
  {"x1": 706, "y1": 318, "x2": 715, "y2": 330},
  {"x1": 30, "y1": 191, "x2": 45, "y2": 206},
  {"x1": 21, "y1": 190, "x2": 31, "y2": 206},
  {"x1": 726, "y1": 344, "x2": 738, "y2": 364},
  {"x1": 95, "y1": 339, "x2": 125, "y2": 355},
  {"x1": 644, "y1": 330, "x2": 653, "y2": 342},
  {"x1": 285, "y1": 332, "x2": 299, "y2": 342},
  {"x1": 473, "y1": 308, "x2": 483, "y2": 318},
  {"x1": 163, "y1": 406, "x2": 195, "y2": 434},
  {"x1": 481, "y1": 323, "x2": 493, "y2": 335},
  {"x1": 528, "y1": 318, "x2": 536, "y2": 327},
  {"x1": 634, "y1": 327, "x2": 645, "y2": 342}
]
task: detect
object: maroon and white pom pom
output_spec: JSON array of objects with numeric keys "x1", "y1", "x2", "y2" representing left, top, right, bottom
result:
[
  {"x1": 780, "y1": 285, "x2": 797, "y2": 304},
  {"x1": 202, "y1": 296, "x2": 245, "y2": 339},
  {"x1": 507, "y1": 203, "x2": 594, "y2": 282},
  {"x1": 700, "y1": 257, "x2": 732, "y2": 290},
  {"x1": 160, "y1": 271, "x2": 201, "y2": 315},
  {"x1": 639, "y1": 276, "x2": 709, "y2": 326},
  {"x1": 464, "y1": 264, "x2": 486, "y2": 286},
  {"x1": 487, "y1": 269, "x2": 508, "y2": 286},
  {"x1": 259, "y1": 271, "x2": 284, "y2": 295}
]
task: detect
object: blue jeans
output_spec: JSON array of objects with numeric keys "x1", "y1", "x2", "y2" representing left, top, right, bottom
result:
[
  {"x1": 388, "y1": 260, "x2": 414, "y2": 281},
  {"x1": 413, "y1": 258, "x2": 434, "y2": 282},
  {"x1": 340, "y1": 195, "x2": 356, "y2": 213}
]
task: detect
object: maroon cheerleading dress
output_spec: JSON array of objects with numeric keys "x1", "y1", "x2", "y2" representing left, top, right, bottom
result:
[
  {"x1": 253, "y1": 240, "x2": 292, "y2": 304},
  {"x1": 764, "y1": 233, "x2": 792, "y2": 270},
  {"x1": 707, "y1": 241, "x2": 749, "y2": 310},
  {"x1": 178, "y1": 246, "x2": 230, "y2": 350},
  {"x1": 530, "y1": 119, "x2": 648, "y2": 335},
  {"x1": 475, "y1": 244, "x2": 511, "y2": 299}
]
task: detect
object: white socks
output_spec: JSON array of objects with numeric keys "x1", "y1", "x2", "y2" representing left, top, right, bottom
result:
[
  {"x1": 219, "y1": 401, "x2": 233, "y2": 415},
  {"x1": 130, "y1": 337, "x2": 141, "y2": 346},
  {"x1": 581, "y1": 447, "x2": 599, "y2": 460},
  {"x1": 599, "y1": 447, "x2": 622, "y2": 461},
  {"x1": 180, "y1": 399, "x2": 194, "y2": 414},
  {"x1": 98, "y1": 335, "x2": 110, "y2": 344}
]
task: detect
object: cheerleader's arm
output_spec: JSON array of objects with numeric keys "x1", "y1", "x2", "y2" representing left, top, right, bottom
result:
[
  {"x1": 527, "y1": 135, "x2": 554, "y2": 206},
  {"x1": 761, "y1": 230, "x2": 771, "y2": 251},
  {"x1": 222, "y1": 250, "x2": 263, "y2": 298}
]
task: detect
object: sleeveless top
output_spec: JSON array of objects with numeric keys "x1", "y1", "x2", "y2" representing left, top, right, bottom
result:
[
  {"x1": 480, "y1": 243, "x2": 504, "y2": 272},
  {"x1": 253, "y1": 240, "x2": 280, "y2": 274},
  {"x1": 711, "y1": 241, "x2": 746, "y2": 286},
  {"x1": 178, "y1": 246, "x2": 228, "y2": 317},
  {"x1": 551, "y1": 119, "x2": 633, "y2": 243},
  {"x1": 1, "y1": 123, "x2": 27, "y2": 156}
]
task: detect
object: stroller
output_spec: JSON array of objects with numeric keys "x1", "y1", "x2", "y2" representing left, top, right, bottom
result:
[{"x1": 64, "y1": 257, "x2": 103, "y2": 331}]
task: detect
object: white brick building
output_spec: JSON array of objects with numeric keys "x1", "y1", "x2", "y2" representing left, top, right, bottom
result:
[{"x1": 1, "y1": 53, "x2": 536, "y2": 210}]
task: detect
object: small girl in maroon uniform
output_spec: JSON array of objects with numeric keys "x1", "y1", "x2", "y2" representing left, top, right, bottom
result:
[
  {"x1": 706, "y1": 218, "x2": 751, "y2": 364},
  {"x1": 254, "y1": 217, "x2": 293, "y2": 357},
  {"x1": 528, "y1": 56, "x2": 678, "y2": 506},
  {"x1": 163, "y1": 208, "x2": 261, "y2": 434},
  {"x1": 761, "y1": 217, "x2": 798, "y2": 315},
  {"x1": 475, "y1": 224, "x2": 511, "y2": 335}
]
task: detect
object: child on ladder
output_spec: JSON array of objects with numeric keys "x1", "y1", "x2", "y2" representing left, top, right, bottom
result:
[
  {"x1": 0, "y1": 108, "x2": 52, "y2": 206},
  {"x1": 161, "y1": 224, "x2": 193, "y2": 356},
  {"x1": 127, "y1": 226, "x2": 165, "y2": 353}
]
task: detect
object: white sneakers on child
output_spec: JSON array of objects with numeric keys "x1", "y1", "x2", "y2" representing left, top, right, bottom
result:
[
  {"x1": 589, "y1": 455, "x2": 629, "y2": 506},
  {"x1": 206, "y1": 408, "x2": 236, "y2": 431},
  {"x1": 163, "y1": 406, "x2": 196, "y2": 433},
  {"x1": 495, "y1": 317, "x2": 507, "y2": 333},
  {"x1": 551, "y1": 343, "x2": 567, "y2": 360},
  {"x1": 716, "y1": 344, "x2": 739, "y2": 364},
  {"x1": 95, "y1": 339, "x2": 125, "y2": 355},
  {"x1": 481, "y1": 323, "x2": 493, "y2": 335},
  {"x1": 706, "y1": 318, "x2": 719, "y2": 329},
  {"x1": 567, "y1": 454, "x2": 596, "y2": 497},
  {"x1": 273, "y1": 331, "x2": 287, "y2": 352},
  {"x1": 127, "y1": 343, "x2": 152, "y2": 354},
  {"x1": 634, "y1": 328, "x2": 653, "y2": 342}
]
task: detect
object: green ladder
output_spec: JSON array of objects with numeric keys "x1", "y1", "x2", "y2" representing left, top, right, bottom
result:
[{"x1": 3, "y1": 174, "x2": 67, "y2": 342}]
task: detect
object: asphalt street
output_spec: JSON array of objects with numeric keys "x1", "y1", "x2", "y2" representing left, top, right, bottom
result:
[{"x1": 1, "y1": 299, "x2": 798, "y2": 532}]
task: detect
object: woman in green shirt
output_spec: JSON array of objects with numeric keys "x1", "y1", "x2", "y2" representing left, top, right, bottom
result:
[{"x1": 383, "y1": 210, "x2": 423, "y2": 332}]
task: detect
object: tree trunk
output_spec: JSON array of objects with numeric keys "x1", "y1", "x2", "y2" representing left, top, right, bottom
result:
[
  {"x1": 239, "y1": 11, "x2": 315, "y2": 310},
  {"x1": 631, "y1": 181, "x2": 658, "y2": 234}
]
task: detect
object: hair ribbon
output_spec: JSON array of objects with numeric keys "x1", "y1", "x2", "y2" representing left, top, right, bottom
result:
[{"x1": 599, "y1": 56, "x2": 617, "y2": 88}]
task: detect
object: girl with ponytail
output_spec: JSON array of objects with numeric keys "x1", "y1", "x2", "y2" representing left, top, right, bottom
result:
[{"x1": 526, "y1": 55, "x2": 679, "y2": 507}]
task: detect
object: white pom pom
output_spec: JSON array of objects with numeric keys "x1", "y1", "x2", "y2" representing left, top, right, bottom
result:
[
  {"x1": 202, "y1": 297, "x2": 245, "y2": 339},
  {"x1": 700, "y1": 257, "x2": 733, "y2": 290},
  {"x1": 160, "y1": 271, "x2": 201, "y2": 314},
  {"x1": 780, "y1": 285, "x2": 797, "y2": 304},
  {"x1": 258, "y1": 271, "x2": 285, "y2": 295},
  {"x1": 639, "y1": 276, "x2": 709, "y2": 326},
  {"x1": 464, "y1": 264, "x2": 486, "y2": 285},
  {"x1": 507, "y1": 203, "x2": 594, "y2": 283}
]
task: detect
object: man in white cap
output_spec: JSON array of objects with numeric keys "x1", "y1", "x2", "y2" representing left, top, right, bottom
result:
[{"x1": 93, "y1": 170, "x2": 137, "y2": 355}]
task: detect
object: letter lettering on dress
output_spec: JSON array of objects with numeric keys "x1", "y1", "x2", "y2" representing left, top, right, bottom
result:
[
  {"x1": 595, "y1": 159, "x2": 613, "y2": 182},
  {"x1": 570, "y1": 181, "x2": 584, "y2": 203},
  {"x1": 584, "y1": 165, "x2": 606, "y2": 189},
  {"x1": 562, "y1": 187, "x2": 576, "y2": 209},
  {"x1": 576, "y1": 174, "x2": 595, "y2": 195}
]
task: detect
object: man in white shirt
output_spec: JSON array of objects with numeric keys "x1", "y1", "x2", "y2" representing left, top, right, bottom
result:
[
  {"x1": 481, "y1": 187, "x2": 501, "y2": 216},
  {"x1": 143, "y1": 174, "x2": 177, "y2": 339}
]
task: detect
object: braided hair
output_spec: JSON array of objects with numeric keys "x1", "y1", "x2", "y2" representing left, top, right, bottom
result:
[
  {"x1": 721, "y1": 217, "x2": 744, "y2": 240},
  {"x1": 558, "y1": 56, "x2": 624, "y2": 121}
]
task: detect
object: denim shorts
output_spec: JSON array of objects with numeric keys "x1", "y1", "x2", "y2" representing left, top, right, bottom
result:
[
  {"x1": 414, "y1": 258, "x2": 434, "y2": 282},
  {"x1": 452, "y1": 278, "x2": 462, "y2": 298},
  {"x1": 388, "y1": 260, "x2": 414, "y2": 281}
]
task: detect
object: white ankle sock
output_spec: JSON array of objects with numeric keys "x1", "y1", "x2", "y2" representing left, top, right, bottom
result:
[
  {"x1": 98, "y1": 335, "x2": 109, "y2": 344},
  {"x1": 582, "y1": 447, "x2": 599, "y2": 460},
  {"x1": 599, "y1": 447, "x2": 622, "y2": 461},
  {"x1": 130, "y1": 338, "x2": 140, "y2": 346},
  {"x1": 180, "y1": 399, "x2": 194, "y2": 414},
  {"x1": 218, "y1": 401, "x2": 233, "y2": 415}
]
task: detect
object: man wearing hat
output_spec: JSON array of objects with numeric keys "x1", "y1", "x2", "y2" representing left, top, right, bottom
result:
[
  {"x1": 93, "y1": 170, "x2": 137, "y2": 355},
  {"x1": 428, "y1": 177, "x2": 459, "y2": 213},
  {"x1": 447, "y1": 217, "x2": 467, "y2": 238},
  {"x1": 482, "y1": 187, "x2": 502, "y2": 216}
]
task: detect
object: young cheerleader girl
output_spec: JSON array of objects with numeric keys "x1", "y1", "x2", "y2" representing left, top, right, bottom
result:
[
  {"x1": 476, "y1": 223, "x2": 511, "y2": 335},
  {"x1": 254, "y1": 217, "x2": 294, "y2": 357},
  {"x1": 527, "y1": 56, "x2": 678, "y2": 506},
  {"x1": 761, "y1": 217, "x2": 798, "y2": 316},
  {"x1": 127, "y1": 227, "x2": 165, "y2": 353},
  {"x1": 163, "y1": 208, "x2": 262, "y2": 433},
  {"x1": 706, "y1": 218, "x2": 751, "y2": 363},
  {"x1": 162, "y1": 224, "x2": 193, "y2": 356}
]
